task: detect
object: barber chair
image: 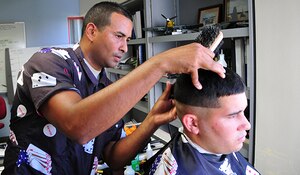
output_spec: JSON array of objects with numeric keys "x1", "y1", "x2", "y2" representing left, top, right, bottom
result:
[
  {"x1": 0, "y1": 96, "x2": 7, "y2": 168},
  {"x1": 0, "y1": 97, "x2": 6, "y2": 129}
]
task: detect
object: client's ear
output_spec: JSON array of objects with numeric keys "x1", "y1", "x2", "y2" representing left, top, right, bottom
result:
[{"x1": 182, "y1": 114, "x2": 199, "y2": 134}]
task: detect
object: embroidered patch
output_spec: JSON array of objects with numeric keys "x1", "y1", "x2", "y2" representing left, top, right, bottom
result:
[
  {"x1": 31, "y1": 72, "x2": 56, "y2": 88},
  {"x1": 51, "y1": 49, "x2": 70, "y2": 60},
  {"x1": 43, "y1": 124, "x2": 57, "y2": 137},
  {"x1": 90, "y1": 156, "x2": 98, "y2": 175},
  {"x1": 246, "y1": 165, "x2": 259, "y2": 175},
  {"x1": 150, "y1": 148, "x2": 178, "y2": 175},
  {"x1": 9, "y1": 130, "x2": 18, "y2": 145},
  {"x1": 39, "y1": 48, "x2": 51, "y2": 53},
  {"x1": 39, "y1": 48, "x2": 52, "y2": 53},
  {"x1": 26, "y1": 144, "x2": 52, "y2": 175},
  {"x1": 219, "y1": 158, "x2": 235, "y2": 175},
  {"x1": 63, "y1": 68, "x2": 70, "y2": 76},
  {"x1": 83, "y1": 138, "x2": 95, "y2": 154},
  {"x1": 150, "y1": 154, "x2": 162, "y2": 175},
  {"x1": 17, "y1": 66, "x2": 24, "y2": 86},
  {"x1": 73, "y1": 62, "x2": 82, "y2": 81},
  {"x1": 16, "y1": 150, "x2": 29, "y2": 167},
  {"x1": 17, "y1": 104, "x2": 27, "y2": 118}
]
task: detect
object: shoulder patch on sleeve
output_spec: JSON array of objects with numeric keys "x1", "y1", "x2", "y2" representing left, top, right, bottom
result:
[{"x1": 31, "y1": 72, "x2": 56, "y2": 88}]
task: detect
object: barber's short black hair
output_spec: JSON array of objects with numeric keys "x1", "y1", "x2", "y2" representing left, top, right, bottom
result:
[
  {"x1": 82, "y1": 1, "x2": 132, "y2": 35},
  {"x1": 174, "y1": 68, "x2": 246, "y2": 108}
]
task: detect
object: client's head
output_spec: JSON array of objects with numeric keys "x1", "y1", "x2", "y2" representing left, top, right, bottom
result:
[{"x1": 173, "y1": 68, "x2": 250, "y2": 154}]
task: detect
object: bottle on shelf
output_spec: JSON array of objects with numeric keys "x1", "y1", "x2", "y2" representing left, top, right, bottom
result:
[
  {"x1": 146, "y1": 143, "x2": 153, "y2": 160},
  {"x1": 124, "y1": 165, "x2": 135, "y2": 175}
]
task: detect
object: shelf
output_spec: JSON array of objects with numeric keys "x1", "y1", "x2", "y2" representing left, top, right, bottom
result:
[
  {"x1": 107, "y1": 69, "x2": 178, "y2": 84},
  {"x1": 169, "y1": 118, "x2": 182, "y2": 128},
  {"x1": 106, "y1": 68, "x2": 131, "y2": 76},
  {"x1": 121, "y1": 0, "x2": 143, "y2": 11},
  {"x1": 153, "y1": 128, "x2": 171, "y2": 143},
  {"x1": 240, "y1": 139, "x2": 249, "y2": 158},
  {"x1": 134, "y1": 101, "x2": 148, "y2": 113},
  {"x1": 222, "y1": 27, "x2": 249, "y2": 38},
  {"x1": 128, "y1": 38, "x2": 146, "y2": 45},
  {"x1": 149, "y1": 27, "x2": 249, "y2": 43},
  {"x1": 106, "y1": 68, "x2": 148, "y2": 113}
]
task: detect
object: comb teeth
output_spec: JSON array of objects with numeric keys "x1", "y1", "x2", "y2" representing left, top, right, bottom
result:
[{"x1": 195, "y1": 25, "x2": 223, "y2": 54}]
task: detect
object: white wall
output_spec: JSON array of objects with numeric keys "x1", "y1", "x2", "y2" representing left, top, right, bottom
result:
[
  {"x1": 0, "y1": 0, "x2": 79, "y2": 47},
  {"x1": 255, "y1": 0, "x2": 300, "y2": 174}
]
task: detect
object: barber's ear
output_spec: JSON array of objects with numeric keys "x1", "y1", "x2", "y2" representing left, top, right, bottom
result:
[
  {"x1": 182, "y1": 114, "x2": 199, "y2": 134},
  {"x1": 86, "y1": 23, "x2": 97, "y2": 41}
]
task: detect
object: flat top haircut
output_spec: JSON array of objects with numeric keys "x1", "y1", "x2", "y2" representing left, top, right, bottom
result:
[
  {"x1": 82, "y1": 1, "x2": 132, "y2": 35},
  {"x1": 174, "y1": 68, "x2": 246, "y2": 108}
]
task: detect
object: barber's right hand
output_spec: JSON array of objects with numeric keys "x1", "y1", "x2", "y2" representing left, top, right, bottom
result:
[
  {"x1": 145, "y1": 82, "x2": 176, "y2": 128},
  {"x1": 154, "y1": 43, "x2": 226, "y2": 89}
]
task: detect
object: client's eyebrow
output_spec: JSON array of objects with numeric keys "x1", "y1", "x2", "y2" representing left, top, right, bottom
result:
[{"x1": 226, "y1": 110, "x2": 243, "y2": 116}]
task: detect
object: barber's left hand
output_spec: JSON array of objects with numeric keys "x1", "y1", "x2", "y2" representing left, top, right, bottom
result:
[{"x1": 146, "y1": 82, "x2": 177, "y2": 127}]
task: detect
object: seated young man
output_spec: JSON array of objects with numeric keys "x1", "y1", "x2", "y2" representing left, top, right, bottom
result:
[{"x1": 148, "y1": 68, "x2": 260, "y2": 175}]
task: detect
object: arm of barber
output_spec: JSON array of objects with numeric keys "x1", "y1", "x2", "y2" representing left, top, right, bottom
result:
[
  {"x1": 103, "y1": 83, "x2": 176, "y2": 170},
  {"x1": 40, "y1": 43, "x2": 225, "y2": 145}
]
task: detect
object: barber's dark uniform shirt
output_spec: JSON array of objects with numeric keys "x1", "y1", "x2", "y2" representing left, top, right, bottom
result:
[{"x1": 3, "y1": 44, "x2": 124, "y2": 175}]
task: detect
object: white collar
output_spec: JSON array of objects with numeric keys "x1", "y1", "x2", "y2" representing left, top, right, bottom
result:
[
  {"x1": 84, "y1": 58, "x2": 101, "y2": 80},
  {"x1": 73, "y1": 43, "x2": 101, "y2": 80},
  {"x1": 72, "y1": 43, "x2": 80, "y2": 50},
  {"x1": 179, "y1": 127, "x2": 222, "y2": 156}
]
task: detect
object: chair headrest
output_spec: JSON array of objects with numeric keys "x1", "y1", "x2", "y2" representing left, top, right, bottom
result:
[{"x1": 0, "y1": 96, "x2": 6, "y2": 119}]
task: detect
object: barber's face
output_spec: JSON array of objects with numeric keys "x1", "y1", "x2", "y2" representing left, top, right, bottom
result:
[
  {"x1": 91, "y1": 12, "x2": 132, "y2": 69},
  {"x1": 197, "y1": 93, "x2": 250, "y2": 154}
]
